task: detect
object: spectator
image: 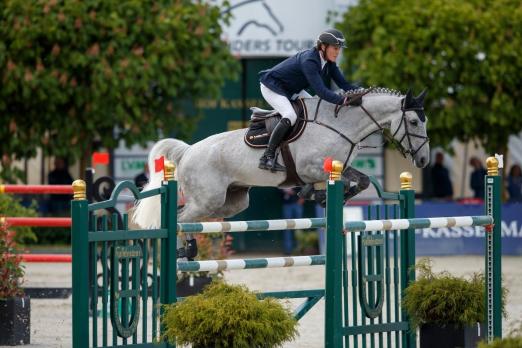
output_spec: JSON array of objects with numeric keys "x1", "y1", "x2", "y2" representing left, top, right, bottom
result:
[
  {"x1": 47, "y1": 157, "x2": 73, "y2": 215},
  {"x1": 507, "y1": 164, "x2": 522, "y2": 202},
  {"x1": 431, "y1": 152, "x2": 453, "y2": 200},
  {"x1": 281, "y1": 187, "x2": 304, "y2": 255},
  {"x1": 469, "y1": 157, "x2": 487, "y2": 199},
  {"x1": 134, "y1": 163, "x2": 149, "y2": 191}
]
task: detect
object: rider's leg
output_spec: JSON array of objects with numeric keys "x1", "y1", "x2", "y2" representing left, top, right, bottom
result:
[{"x1": 259, "y1": 84, "x2": 297, "y2": 171}]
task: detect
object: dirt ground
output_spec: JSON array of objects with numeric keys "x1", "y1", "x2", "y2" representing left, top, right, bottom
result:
[{"x1": 4, "y1": 255, "x2": 521, "y2": 348}]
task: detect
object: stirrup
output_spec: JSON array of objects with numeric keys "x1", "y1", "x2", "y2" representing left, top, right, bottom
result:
[{"x1": 268, "y1": 153, "x2": 286, "y2": 172}]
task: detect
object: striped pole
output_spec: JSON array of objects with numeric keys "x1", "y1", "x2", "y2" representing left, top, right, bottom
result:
[
  {"x1": 175, "y1": 216, "x2": 493, "y2": 234},
  {"x1": 178, "y1": 255, "x2": 325, "y2": 272},
  {"x1": 19, "y1": 254, "x2": 72, "y2": 263},
  {"x1": 0, "y1": 184, "x2": 73, "y2": 195},
  {"x1": 0, "y1": 217, "x2": 71, "y2": 227}
]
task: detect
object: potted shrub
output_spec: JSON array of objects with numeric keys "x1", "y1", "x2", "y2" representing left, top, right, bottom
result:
[
  {"x1": 403, "y1": 258, "x2": 506, "y2": 348},
  {"x1": 0, "y1": 222, "x2": 30, "y2": 345},
  {"x1": 162, "y1": 281, "x2": 298, "y2": 348},
  {"x1": 176, "y1": 231, "x2": 233, "y2": 297}
]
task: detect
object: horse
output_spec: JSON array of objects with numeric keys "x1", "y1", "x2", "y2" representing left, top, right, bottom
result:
[{"x1": 133, "y1": 88, "x2": 430, "y2": 231}]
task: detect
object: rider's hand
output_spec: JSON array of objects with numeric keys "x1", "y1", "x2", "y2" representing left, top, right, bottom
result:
[{"x1": 343, "y1": 95, "x2": 362, "y2": 107}]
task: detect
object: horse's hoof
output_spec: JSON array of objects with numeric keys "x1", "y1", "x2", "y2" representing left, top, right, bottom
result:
[
  {"x1": 185, "y1": 239, "x2": 198, "y2": 259},
  {"x1": 315, "y1": 190, "x2": 327, "y2": 207}
]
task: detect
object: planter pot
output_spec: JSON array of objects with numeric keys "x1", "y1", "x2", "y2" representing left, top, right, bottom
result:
[
  {"x1": 176, "y1": 276, "x2": 212, "y2": 297},
  {"x1": 420, "y1": 323, "x2": 485, "y2": 348},
  {"x1": 0, "y1": 296, "x2": 30, "y2": 346}
]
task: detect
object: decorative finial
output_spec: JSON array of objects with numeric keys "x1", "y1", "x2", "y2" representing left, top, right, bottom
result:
[
  {"x1": 486, "y1": 157, "x2": 499, "y2": 176},
  {"x1": 400, "y1": 172, "x2": 413, "y2": 190},
  {"x1": 164, "y1": 160, "x2": 175, "y2": 181},
  {"x1": 330, "y1": 160, "x2": 343, "y2": 181},
  {"x1": 72, "y1": 180, "x2": 86, "y2": 200}
]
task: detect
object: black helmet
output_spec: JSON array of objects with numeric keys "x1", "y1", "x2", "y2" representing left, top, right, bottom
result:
[{"x1": 317, "y1": 29, "x2": 346, "y2": 48}]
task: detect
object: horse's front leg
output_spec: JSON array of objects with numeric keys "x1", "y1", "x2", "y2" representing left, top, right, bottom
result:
[{"x1": 342, "y1": 167, "x2": 370, "y2": 200}]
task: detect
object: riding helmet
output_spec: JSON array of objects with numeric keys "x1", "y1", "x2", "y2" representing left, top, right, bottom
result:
[{"x1": 317, "y1": 29, "x2": 346, "y2": 48}]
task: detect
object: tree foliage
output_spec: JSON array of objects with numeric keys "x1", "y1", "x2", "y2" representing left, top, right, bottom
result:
[
  {"x1": 0, "y1": 0, "x2": 238, "y2": 180},
  {"x1": 338, "y1": 0, "x2": 522, "y2": 153}
]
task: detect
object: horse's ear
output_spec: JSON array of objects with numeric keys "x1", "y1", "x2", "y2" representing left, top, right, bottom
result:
[
  {"x1": 404, "y1": 89, "x2": 413, "y2": 107},
  {"x1": 415, "y1": 88, "x2": 428, "y2": 104}
]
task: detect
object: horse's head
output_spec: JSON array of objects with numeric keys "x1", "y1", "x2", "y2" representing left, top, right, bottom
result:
[{"x1": 388, "y1": 89, "x2": 430, "y2": 168}]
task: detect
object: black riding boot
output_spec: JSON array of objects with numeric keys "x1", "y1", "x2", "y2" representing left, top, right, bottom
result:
[{"x1": 259, "y1": 118, "x2": 291, "y2": 172}]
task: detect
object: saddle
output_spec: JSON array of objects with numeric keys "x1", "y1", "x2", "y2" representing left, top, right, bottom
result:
[
  {"x1": 244, "y1": 98, "x2": 308, "y2": 148},
  {"x1": 244, "y1": 98, "x2": 308, "y2": 187}
]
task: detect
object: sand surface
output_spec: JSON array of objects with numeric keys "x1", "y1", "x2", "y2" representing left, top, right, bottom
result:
[{"x1": 3, "y1": 255, "x2": 521, "y2": 348}]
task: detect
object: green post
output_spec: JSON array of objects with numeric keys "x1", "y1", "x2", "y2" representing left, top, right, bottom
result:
[
  {"x1": 485, "y1": 157, "x2": 502, "y2": 341},
  {"x1": 161, "y1": 162, "x2": 178, "y2": 347},
  {"x1": 324, "y1": 160, "x2": 344, "y2": 348},
  {"x1": 71, "y1": 180, "x2": 89, "y2": 348},
  {"x1": 399, "y1": 172, "x2": 416, "y2": 348}
]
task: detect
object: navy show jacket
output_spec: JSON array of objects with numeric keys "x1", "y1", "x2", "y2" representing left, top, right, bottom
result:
[{"x1": 259, "y1": 48, "x2": 358, "y2": 105}]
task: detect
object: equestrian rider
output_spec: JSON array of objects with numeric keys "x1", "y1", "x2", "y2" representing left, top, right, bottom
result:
[{"x1": 258, "y1": 28, "x2": 361, "y2": 172}]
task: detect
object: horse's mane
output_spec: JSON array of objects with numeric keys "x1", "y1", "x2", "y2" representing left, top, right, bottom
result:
[{"x1": 344, "y1": 87, "x2": 404, "y2": 97}]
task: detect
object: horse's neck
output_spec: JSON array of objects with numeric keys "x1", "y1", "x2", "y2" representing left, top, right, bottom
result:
[{"x1": 304, "y1": 96, "x2": 399, "y2": 143}]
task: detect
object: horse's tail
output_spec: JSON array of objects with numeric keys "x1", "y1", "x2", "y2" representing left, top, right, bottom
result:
[{"x1": 132, "y1": 138, "x2": 189, "y2": 229}]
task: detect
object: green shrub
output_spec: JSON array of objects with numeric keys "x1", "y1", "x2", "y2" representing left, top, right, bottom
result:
[
  {"x1": 478, "y1": 337, "x2": 522, "y2": 348},
  {"x1": 403, "y1": 258, "x2": 506, "y2": 330},
  {"x1": 162, "y1": 281, "x2": 298, "y2": 348}
]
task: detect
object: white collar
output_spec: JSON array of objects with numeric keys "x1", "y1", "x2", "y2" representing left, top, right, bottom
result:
[{"x1": 319, "y1": 51, "x2": 327, "y2": 69}]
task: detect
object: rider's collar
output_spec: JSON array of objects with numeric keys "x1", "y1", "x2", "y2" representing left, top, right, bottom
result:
[{"x1": 319, "y1": 50, "x2": 327, "y2": 69}]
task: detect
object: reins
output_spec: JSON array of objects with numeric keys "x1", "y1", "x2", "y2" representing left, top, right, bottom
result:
[{"x1": 299, "y1": 91, "x2": 430, "y2": 172}]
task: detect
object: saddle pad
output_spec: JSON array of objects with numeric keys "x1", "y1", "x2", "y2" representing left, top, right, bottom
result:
[{"x1": 244, "y1": 99, "x2": 308, "y2": 148}]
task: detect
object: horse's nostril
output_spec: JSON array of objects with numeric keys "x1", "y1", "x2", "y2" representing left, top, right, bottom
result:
[{"x1": 420, "y1": 157, "x2": 426, "y2": 166}]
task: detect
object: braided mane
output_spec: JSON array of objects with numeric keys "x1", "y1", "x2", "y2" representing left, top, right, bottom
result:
[{"x1": 344, "y1": 87, "x2": 403, "y2": 97}]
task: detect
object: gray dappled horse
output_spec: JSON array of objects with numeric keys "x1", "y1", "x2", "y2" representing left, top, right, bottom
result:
[{"x1": 133, "y1": 88, "x2": 429, "y2": 230}]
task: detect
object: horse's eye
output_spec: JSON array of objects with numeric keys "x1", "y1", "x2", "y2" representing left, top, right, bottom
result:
[{"x1": 410, "y1": 120, "x2": 418, "y2": 127}]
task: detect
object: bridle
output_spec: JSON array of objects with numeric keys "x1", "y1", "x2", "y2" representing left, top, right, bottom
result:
[
  {"x1": 301, "y1": 91, "x2": 430, "y2": 170},
  {"x1": 388, "y1": 99, "x2": 430, "y2": 158}
]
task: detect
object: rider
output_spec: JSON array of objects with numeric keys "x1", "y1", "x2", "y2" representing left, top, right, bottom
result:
[{"x1": 258, "y1": 28, "x2": 361, "y2": 172}]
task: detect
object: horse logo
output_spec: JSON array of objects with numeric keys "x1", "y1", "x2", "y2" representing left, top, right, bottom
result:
[{"x1": 221, "y1": 0, "x2": 284, "y2": 36}]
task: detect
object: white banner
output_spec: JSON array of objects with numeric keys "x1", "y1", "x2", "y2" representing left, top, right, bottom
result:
[{"x1": 217, "y1": 0, "x2": 354, "y2": 57}]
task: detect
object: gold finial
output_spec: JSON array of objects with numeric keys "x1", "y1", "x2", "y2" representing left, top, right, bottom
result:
[
  {"x1": 400, "y1": 172, "x2": 413, "y2": 189},
  {"x1": 330, "y1": 160, "x2": 344, "y2": 181},
  {"x1": 164, "y1": 160, "x2": 175, "y2": 181},
  {"x1": 72, "y1": 180, "x2": 86, "y2": 200},
  {"x1": 0, "y1": 185, "x2": 4, "y2": 194},
  {"x1": 486, "y1": 157, "x2": 499, "y2": 176},
  {"x1": 0, "y1": 217, "x2": 5, "y2": 225}
]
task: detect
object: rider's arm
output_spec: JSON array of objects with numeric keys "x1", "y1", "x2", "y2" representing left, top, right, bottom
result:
[
  {"x1": 302, "y1": 58, "x2": 345, "y2": 105},
  {"x1": 331, "y1": 64, "x2": 359, "y2": 91}
]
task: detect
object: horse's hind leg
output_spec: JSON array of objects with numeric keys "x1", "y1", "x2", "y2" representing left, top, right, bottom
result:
[
  {"x1": 208, "y1": 186, "x2": 250, "y2": 219},
  {"x1": 176, "y1": 182, "x2": 229, "y2": 259}
]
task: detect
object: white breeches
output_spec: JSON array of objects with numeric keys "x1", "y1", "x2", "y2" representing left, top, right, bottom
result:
[{"x1": 260, "y1": 83, "x2": 312, "y2": 126}]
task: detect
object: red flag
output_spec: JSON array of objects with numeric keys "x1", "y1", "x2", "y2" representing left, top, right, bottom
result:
[
  {"x1": 323, "y1": 157, "x2": 333, "y2": 173},
  {"x1": 92, "y1": 152, "x2": 109, "y2": 166},
  {"x1": 154, "y1": 156, "x2": 165, "y2": 173}
]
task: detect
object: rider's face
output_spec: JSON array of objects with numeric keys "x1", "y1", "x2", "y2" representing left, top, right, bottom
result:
[{"x1": 324, "y1": 45, "x2": 341, "y2": 62}]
